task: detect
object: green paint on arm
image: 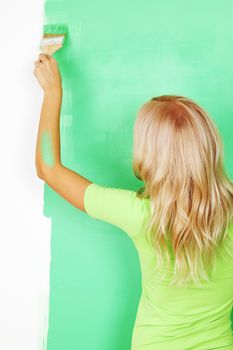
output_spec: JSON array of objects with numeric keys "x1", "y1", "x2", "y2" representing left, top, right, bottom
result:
[{"x1": 41, "y1": 131, "x2": 55, "y2": 167}]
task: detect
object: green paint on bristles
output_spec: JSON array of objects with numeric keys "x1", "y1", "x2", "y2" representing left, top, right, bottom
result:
[{"x1": 43, "y1": 23, "x2": 68, "y2": 35}]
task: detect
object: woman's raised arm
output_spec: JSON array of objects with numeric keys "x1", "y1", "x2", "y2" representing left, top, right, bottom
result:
[{"x1": 33, "y1": 53, "x2": 92, "y2": 212}]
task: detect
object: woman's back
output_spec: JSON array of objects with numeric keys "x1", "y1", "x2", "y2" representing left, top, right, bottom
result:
[
  {"x1": 84, "y1": 183, "x2": 233, "y2": 350},
  {"x1": 132, "y1": 197, "x2": 233, "y2": 350}
]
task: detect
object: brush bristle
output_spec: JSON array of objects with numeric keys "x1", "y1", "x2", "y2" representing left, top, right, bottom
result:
[{"x1": 43, "y1": 23, "x2": 68, "y2": 35}]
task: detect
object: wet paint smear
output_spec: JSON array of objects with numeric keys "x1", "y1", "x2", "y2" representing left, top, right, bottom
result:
[
  {"x1": 41, "y1": 131, "x2": 55, "y2": 168},
  {"x1": 42, "y1": 1, "x2": 233, "y2": 349}
]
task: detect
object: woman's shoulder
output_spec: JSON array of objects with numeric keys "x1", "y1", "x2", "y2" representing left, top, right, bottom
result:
[{"x1": 84, "y1": 182, "x2": 150, "y2": 238}]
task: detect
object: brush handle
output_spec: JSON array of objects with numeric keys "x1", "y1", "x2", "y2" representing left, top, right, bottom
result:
[
  {"x1": 40, "y1": 44, "x2": 63, "y2": 56},
  {"x1": 41, "y1": 36, "x2": 64, "y2": 46},
  {"x1": 40, "y1": 35, "x2": 64, "y2": 56}
]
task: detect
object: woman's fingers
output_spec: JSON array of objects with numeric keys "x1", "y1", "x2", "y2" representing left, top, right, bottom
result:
[
  {"x1": 38, "y1": 54, "x2": 58, "y2": 68},
  {"x1": 38, "y1": 55, "x2": 50, "y2": 72},
  {"x1": 33, "y1": 53, "x2": 61, "y2": 91},
  {"x1": 39, "y1": 53, "x2": 49, "y2": 63},
  {"x1": 38, "y1": 54, "x2": 54, "y2": 71}
]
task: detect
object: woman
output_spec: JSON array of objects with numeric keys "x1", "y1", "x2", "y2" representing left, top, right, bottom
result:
[{"x1": 33, "y1": 53, "x2": 233, "y2": 349}]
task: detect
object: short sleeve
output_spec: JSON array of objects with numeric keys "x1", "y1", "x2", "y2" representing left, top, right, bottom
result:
[{"x1": 84, "y1": 183, "x2": 145, "y2": 238}]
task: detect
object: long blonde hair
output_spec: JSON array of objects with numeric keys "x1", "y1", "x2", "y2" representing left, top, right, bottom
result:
[{"x1": 132, "y1": 95, "x2": 233, "y2": 288}]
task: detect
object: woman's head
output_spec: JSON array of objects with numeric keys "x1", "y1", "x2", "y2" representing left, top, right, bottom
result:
[{"x1": 133, "y1": 95, "x2": 233, "y2": 287}]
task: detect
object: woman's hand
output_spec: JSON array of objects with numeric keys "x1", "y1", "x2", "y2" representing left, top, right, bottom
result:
[{"x1": 33, "y1": 54, "x2": 62, "y2": 93}]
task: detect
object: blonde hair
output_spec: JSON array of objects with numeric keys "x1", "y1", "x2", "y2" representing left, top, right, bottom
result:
[{"x1": 132, "y1": 95, "x2": 233, "y2": 288}]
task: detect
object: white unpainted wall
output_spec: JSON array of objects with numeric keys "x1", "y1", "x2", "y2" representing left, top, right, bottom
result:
[{"x1": 0, "y1": 1, "x2": 51, "y2": 349}]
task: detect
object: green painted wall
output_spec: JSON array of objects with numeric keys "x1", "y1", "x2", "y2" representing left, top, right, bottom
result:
[{"x1": 43, "y1": 1, "x2": 233, "y2": 349}]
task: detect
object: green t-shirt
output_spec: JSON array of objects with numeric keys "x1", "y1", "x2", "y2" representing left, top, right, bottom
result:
[{"x1": 84, "y1": 183, "x2": 233, "y2": 350}]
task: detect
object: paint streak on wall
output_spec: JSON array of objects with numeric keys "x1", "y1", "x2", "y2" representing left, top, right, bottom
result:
[{"x1": 42, "y1": 1, "x2": 233, "y2": 349}]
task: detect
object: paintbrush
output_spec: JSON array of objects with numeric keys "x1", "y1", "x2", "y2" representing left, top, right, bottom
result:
[{"x1": 40, "y1": 23, "x2": 68, "y2": 56}]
